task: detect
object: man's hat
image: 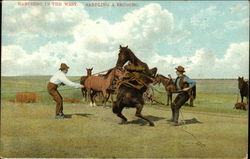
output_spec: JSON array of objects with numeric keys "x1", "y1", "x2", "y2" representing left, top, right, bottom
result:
[
  {"x1": 59, "y1": 63, "x2": 70, "y2": 70},
  {"x1": 175, "y1": 66, "x2": 185, "y2": 72}
]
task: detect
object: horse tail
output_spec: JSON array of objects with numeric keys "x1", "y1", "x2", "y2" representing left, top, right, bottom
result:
[{"x1": 192, "y1": 86, "x2": 196, "y2": 99}]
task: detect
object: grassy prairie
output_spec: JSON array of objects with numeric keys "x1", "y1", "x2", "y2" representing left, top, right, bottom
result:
[
  {"x1": 0, "y1": 76, "x2": 248, "y2": 158},
  {"x1": 0, "y1": 102, "x2": 248, "y2": 158}
]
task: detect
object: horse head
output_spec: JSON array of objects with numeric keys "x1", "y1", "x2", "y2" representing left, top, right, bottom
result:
[
  {"x1": 153, "y1": 74, "x2": 161, "y2": 86},
  {"x1": 238, "y1": 76, "x2": 244, "y2": 89},
  {"x1": 116, "y1": 45, "x2": 131, "y2": 68},
  {"x1": 86, "y1": 67, "x2": 93, "y2": 76}
]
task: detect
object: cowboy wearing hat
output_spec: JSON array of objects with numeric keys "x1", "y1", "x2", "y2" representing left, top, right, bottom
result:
[
  {"x1": 47, "y1": 63, "x2": 84, "y2": 119},
  {"x1": 168, "y1": 66, "x2": 196, "y2": 126}
]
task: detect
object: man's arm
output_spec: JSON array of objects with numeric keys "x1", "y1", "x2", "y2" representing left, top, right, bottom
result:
[
  {"x1": 60, "y1": 74, "x2": 81, "y2": 88},
  {"x1": 183, "y1": 77, "x2": 196, "y2": 89}
]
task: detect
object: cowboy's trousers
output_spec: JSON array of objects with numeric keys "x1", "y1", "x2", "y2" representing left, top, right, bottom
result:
[{"x1": 47, "y1": 82, "x2": 63, "y2": 115}]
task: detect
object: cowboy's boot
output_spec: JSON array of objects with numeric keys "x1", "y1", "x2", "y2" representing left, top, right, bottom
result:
[
  {"x1": 171, "y1": 109, "x2": 179, "y2": 126},
  {"x1": 168, "y1": 103, "x2": 175, "y2": 122}
]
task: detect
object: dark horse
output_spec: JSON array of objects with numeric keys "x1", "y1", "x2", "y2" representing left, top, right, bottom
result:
[
  {"x1": 116, "y1": 45, "x2": 157, "y2": 77},
  {"x1": 238, "y1": 76, "x2": 249, "y2": 105},
  {"x1": 112, "y1": 45, "x2": 157, "y2": 126}
]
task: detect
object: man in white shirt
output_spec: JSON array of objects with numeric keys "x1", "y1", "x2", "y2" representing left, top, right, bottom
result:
[{"x1": 47, "y1": 63, "x2": 84, "y2": 119}]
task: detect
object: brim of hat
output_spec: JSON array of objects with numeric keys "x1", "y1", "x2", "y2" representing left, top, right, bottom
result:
[
  {"x1": 175, "y1": 68, "x2": 185, "y2": 72},
  {"x1": 59, "y1": 67, "x2": 70, "y2": 70}
]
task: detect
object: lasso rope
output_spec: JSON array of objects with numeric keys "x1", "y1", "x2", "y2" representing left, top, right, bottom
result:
[{"x1": 179, "y1": 109, "x2": 208, "y2": 151}]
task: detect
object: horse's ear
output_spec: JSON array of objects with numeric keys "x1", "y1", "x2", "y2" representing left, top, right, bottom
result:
[
  {"x1": 120, "y1": 45, "x2": 122, "y2": 49},
  {"x1": 125, "y1": 45, "x2": 128, "y2": 48},
  {"x1": 91, "y1": 67, "x2": 93, "y2": 70}
]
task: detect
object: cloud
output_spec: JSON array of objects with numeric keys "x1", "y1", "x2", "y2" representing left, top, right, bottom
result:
[
  {"x1": 2, "y1": 1, "x2": 89, "y2": 36},
  {"x1": 2, "y1": 3, "x2": 178, "y2": 76},
  {"x1": 229, "y1": 3, "x2": 248, "y2": 14},
  {"x1": 190, "y1": 6, "x2": 217, "y2": 29},
  {"x1": 2, "y1": 3, "x2": 248, "y2": 78},
  {"x1": 216, "y1": 42, "x2": 249, "y2": 78},
  {"x1": 225, "y1": 18, "x2": 249, "y2": 30},
  {"x1": 151, "y1": 42, "x2": 249, "y2": 78}
]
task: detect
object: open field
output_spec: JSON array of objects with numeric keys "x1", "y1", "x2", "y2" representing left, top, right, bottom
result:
[{"x1": 0, "y1": 76, "x2": 248, "y2": 158}]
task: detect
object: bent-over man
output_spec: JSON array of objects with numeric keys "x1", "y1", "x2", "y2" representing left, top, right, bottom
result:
[{"x1": 47, "y1": 63, "x2": 84, "y2": 119}]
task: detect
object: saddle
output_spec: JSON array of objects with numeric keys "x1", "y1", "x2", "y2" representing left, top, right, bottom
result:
[
  {"x1": 119, "y1": 72, "x2": 154, "y2": 90},
  {"x1": 124, "y1": 62, "x2": 145, "y2": 72}
]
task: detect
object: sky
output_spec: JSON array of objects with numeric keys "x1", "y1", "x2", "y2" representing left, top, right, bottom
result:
[{"x1": 1, "y1": 1, "x2": 249, "y2": 78}]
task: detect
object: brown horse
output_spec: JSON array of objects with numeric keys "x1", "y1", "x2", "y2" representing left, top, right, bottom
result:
[
  {"x1": 80, "y1": 68, "x2": 93, "y2": 102},
  {"x1": 113, "y1": 45, "x2": 157, "y2": 126},
  {"x1": 153, "y1": 74, "x2": 175, "y2": 105},
  {"x1": 153, "y1": 74, "x2": 196, "y2": 106},
  {"x1": 116, "y1": 45, "x2": 157, "y2": 77},
  {"x1": 84, "y1": 68, "x2": 124, "y2": 107},
  {"x1": 238, "y1": 77, "x2": 249, "y2": 105}
]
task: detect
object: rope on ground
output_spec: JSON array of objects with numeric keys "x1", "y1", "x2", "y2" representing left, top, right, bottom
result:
[
  {"x1": 152, "y1": 99, "x2": 165, "y2": 105},
  {"x1": 179, "y1": 110, "x2": 208, "y2": 151}
]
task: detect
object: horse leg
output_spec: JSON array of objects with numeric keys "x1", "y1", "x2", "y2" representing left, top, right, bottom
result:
[
  {"x1": 135, "y1": 104, "x2": 154, "y2": 126},
  {"x1": 81, "y1": 88, "x2": 85, "y2": 103},
  {"x1": 189, "y1": 95, "x2": 194, "y2": 107},
  {"x1": 90, "y1": 91, "x2": 97, "y2": 106},
  {"x1": 92, "y1": 91, "x2": 98, "y2": 106},
  {"x1": 241, "y1": 94, "x2": 244, "y2": 103},
  {"x1": 167, "y1": 92, "x2": 170, "y2": 106},
  {"x1": 99, "y1": 92, "x2": 103, "y2": 103},
  {"x1": 84, "y1": 89, "x2": 88, "y2": 102},
  {"x1": 167, "y1": 92, "x2": 172, "y2": 106},
  {"x1": 117, "y1": 112, "x2": 128, "y2": 124},
  {"x1": 113, "y1": 102, "x2": 127, "y2": 124},
  {"x1": 106, "y1": 93, "x2": 111, "y2": 103},
  {"x1": 102, "y1": 90, "x2": 108, "y2": 107},
  {"x1": 110, "y1": 94, "x2": 114, "y2": 103},
  {"x1": 86, "y1": 88, "x2": 93, "y2": 106}
]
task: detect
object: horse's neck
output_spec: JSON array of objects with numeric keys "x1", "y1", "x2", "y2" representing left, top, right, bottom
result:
[
  {"x1": 104, "y1": 71, "x2": 114, "y2": 85},
  {"x1": 241, "y1": 81, "x2": 249, "y2": 91},
  {"x1": 129, "y1": 52, "x2": 142, "y2": 65},
  {"x1": 160, "y1": 76, "x2": 171, "y2": 86}
]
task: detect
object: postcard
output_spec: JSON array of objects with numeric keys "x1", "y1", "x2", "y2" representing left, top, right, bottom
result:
[{"x1": 1, "y1": 0, "x2": 249, "y2": 158}]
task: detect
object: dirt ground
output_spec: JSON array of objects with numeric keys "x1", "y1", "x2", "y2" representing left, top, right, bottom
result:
[{"x1": 0, "y1": 102, "x2": 248, "y2": 158}]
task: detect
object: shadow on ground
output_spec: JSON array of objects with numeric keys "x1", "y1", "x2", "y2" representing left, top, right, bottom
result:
[
  {"x1": 126, "y1": 115, "x2": 165, "y2": 126},
  {"x1": 64, "y1": 113, "x2": 93, "y2": 118},
  {"x1": 179, "y1": 118, "x2": 202, "y2": 125}
]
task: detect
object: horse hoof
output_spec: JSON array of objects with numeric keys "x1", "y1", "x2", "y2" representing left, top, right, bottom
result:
[
  {"x1": 120, "y1": 120, "x2": 127, "y2": 125},
  {"x1": 149, "y1": 123, "x2": 155, "y2": 126},
  {"x1": 93, "y1": 103, "x2": 97, "y2": 107}
]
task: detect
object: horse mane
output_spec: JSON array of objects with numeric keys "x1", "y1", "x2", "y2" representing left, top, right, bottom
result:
[
  {"x1": 157, "y1": 74, "x2": 170, "y2": 80},
  {"x1": 122, "y1": 47, "x2": 141, "y2": 64},
  {"x1": 103, "y1": 68, "x2": 113, "y2": 79}
]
